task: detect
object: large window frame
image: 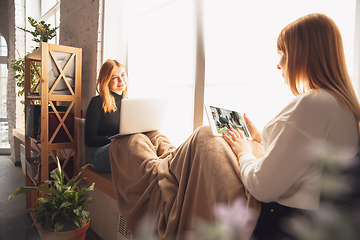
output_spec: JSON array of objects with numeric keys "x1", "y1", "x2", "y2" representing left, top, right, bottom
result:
[
  {"x1": 103, "y1": 0, "x2": 360, "y2": 145},
  {"x1": 0, "y1": 35, "x2": 9, "y2": 153}
]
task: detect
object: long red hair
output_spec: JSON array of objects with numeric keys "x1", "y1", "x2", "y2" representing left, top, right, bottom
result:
[
  {"x1": 96, "y1": 59, "x2": 127, "y2": 113},
  {"x1": 277, "y1": 13, "x2": 360, "y2": 129}
]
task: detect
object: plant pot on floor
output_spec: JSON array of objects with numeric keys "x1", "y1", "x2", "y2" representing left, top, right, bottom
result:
[
  {"x1": 8, "y1": 162, "x2": 95, "y2": 239},
  {"x1": 40, "y1": 219, "x2": 90, "y2": 240}
]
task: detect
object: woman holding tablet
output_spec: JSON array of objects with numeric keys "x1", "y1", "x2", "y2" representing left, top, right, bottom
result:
[
  {"x1": 85, "y1": 59, "x2": 127, "y2": 172},
  {"x1": 108, "y1": 14, "x2": 359, "y2": 240},
  {"x1": 224, "y1": 13, "x2": 360, "y2": 239}
]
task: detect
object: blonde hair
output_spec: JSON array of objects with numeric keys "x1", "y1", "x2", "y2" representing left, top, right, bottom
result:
[
  {"x1": 277, "y1": 13, "x2": 360, "y2": 128},
  {"x1": 96, "y1": 59, "x2": 128, "y2": 113}
]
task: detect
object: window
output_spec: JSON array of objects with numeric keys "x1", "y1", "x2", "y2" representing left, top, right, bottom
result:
[
  {"x1": 25, "y1": 0, "x2": 60, "y2": 49},
  {"x1": 40, "y1": 0, "x2": 60, "y2": 45},
  {"x1": 105, "y1": 0, "x2": 358, "y2": 146},
  {"x1": 41, "y1": 0, "x2": 58, "y2": 16},
  {"x1": 126, "y1": 0, "x2": 195, "y2": 146},
  {"x1": 203, "y1": 0, "x2": 356, "y2": 130},
  {"x1": 0, "y1": 35, "x2": 9, "y2": 149}
]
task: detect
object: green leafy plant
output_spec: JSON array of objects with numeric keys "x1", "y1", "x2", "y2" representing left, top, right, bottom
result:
[
  {"x1": 18, "y1": 17, "x2": 58, "y2": 43},
  {"x1": 8, "y1": 49, "x2": 41, "y2": 106},
  {"x1": 9, "y1": 160, "x2": 95, "y2": 238}
]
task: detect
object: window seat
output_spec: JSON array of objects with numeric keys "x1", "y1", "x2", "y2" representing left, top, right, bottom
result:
[{"x1": 79, "y1": 166, "x2": 116, "y2": 200}]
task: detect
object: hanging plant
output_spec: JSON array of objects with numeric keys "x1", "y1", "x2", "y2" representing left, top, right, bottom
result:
[{"x1": 18, "y1": 17, "x2": 58, "y2": 43}]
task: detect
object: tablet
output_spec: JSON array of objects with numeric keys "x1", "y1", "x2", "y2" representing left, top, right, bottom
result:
[{"x1": 204, "y1": 104, "x2": 252, "y2": 140}]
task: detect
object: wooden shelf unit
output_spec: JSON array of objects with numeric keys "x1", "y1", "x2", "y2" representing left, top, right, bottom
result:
[{"x1": 24, "y1": 43, "x2": 82, "y2": 209}]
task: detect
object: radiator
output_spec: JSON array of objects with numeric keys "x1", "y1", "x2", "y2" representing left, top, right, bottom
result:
[{"x1": 117, "y1": 212, "x2": 134, "y2": 240}]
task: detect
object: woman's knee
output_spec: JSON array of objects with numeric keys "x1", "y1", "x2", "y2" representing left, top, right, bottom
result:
[
  {"x1": 193, "y1": 125, "x2": 216, "y2": 141},
  {"x1": 196, "y1": 125, "x2": 213, "y2": 135},
  {"x1": 115, "y1": 133, "x2": 156, "y2": 154},
  {"x1": 90, "y1": 146, "x2": 111, "y2": 172}
]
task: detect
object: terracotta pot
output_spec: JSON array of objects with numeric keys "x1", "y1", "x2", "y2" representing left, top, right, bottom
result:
[{"x1": 40, "y1": 219, "x2": 90, "y2": 240}]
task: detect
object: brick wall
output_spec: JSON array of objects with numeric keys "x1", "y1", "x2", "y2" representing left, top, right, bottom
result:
[
  {"x1": 7, "y1": 0, "x2": 26, "y2": 163},
  {"x1": 13, "y1": 0, "x2": 26, "y2": 139},
  {"x1": 0, "y1": 1, "x2": 9, "y2": 41},
  {"x1": 60, "y1": 0, "x2": 101, "y2": 116}
]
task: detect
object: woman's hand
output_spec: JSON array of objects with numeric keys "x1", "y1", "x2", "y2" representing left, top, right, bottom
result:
[
  {"x1": 223, "y1": 127, "x2": 253, "y2": 160},
  {"x1": 244, "y1": 114, "x2": 262, "y2": 143}
]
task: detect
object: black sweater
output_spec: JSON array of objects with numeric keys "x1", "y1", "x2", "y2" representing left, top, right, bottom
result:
[{"x1": 85, "y1": 92, "x2": 122, "y2": 147}]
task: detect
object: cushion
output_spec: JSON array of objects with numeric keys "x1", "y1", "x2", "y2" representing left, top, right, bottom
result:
[{"x1": 75, "y1": 117, "x2": 90, "y2": 166}]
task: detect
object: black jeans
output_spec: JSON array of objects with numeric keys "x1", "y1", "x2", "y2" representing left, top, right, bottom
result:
[{"x1": 251, "y1": 202, "x2": 311, "y2": 240}]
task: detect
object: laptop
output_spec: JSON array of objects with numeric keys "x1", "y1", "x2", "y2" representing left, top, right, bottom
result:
[{"x1": 108, "y1": 98, "x2": 168, "y2": 139}]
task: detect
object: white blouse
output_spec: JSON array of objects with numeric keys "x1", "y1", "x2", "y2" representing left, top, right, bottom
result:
[{"x1": 239, "y1": 89, "x2": 359, "y2": 210}]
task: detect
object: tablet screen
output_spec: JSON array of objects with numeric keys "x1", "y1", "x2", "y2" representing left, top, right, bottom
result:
[{"x1": 205, "y1": 105, "x2": 252, "y2": 139}]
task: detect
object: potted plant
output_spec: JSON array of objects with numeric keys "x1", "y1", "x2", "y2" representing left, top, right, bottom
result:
[
  {"x1": 18, "y1": 17, "x2": 58, "y2": 43},
  {"x1": 9, "y1": 17, "x2": 58, "y2": 108},
  {"x1": 8, "y1": 49, "x2": 41, "y2": 107},
  {"x1": 9, "y1": 159, "x2": 95, "y2": 240}
]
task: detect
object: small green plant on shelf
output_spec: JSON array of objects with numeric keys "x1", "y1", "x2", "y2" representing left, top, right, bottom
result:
[
  {"x1": 9, "y1": 160, "x2": 95, "y2": 238},
  {"x1": 9, "y1": 17, "x2": 58, "y2": 107},
  {"x1": 7, "y1": 49, "x2": 41, "y2": 106},
  {"x1": 18, "y1": 17, "x2": 58, "y2": 43}
]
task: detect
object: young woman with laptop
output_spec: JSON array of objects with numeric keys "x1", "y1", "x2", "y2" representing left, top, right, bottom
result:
[{"x1": 85, "y1": 59, "x2": 127, "y2": 173}]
